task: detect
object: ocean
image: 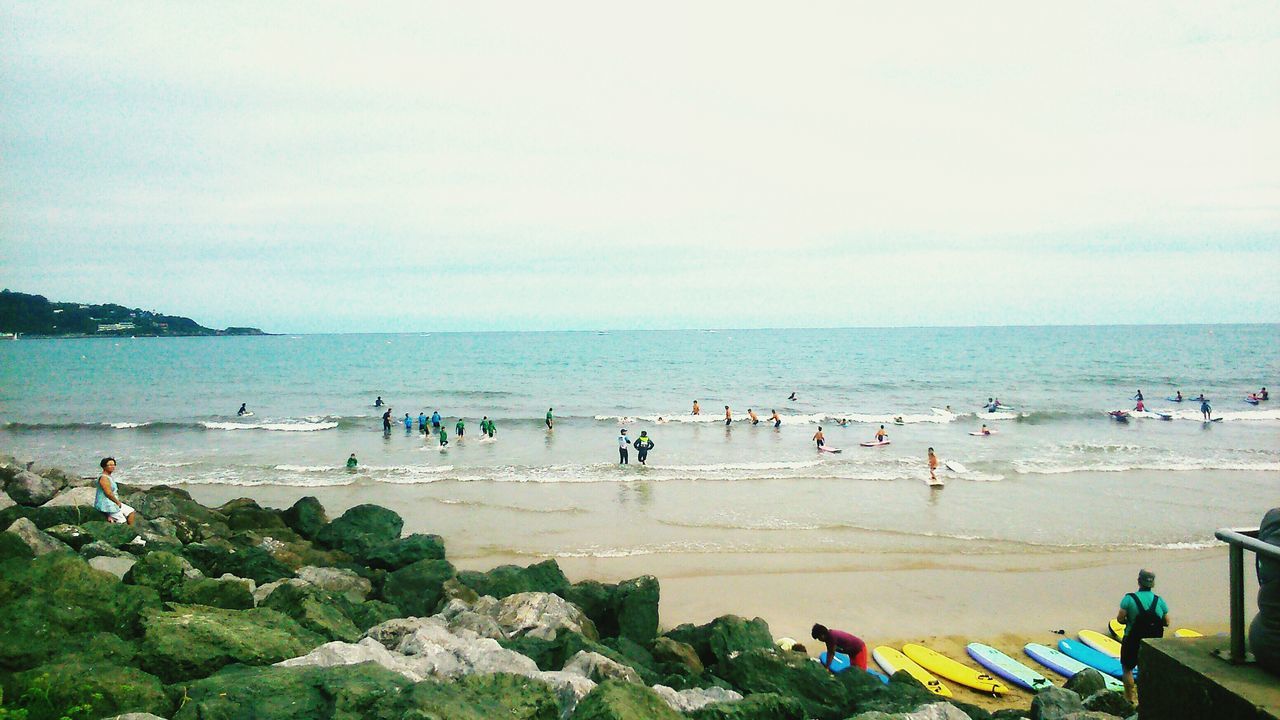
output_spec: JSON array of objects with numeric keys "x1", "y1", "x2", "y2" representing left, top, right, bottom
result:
[{"x1": 2, "y1": 324, "x2": 1276, "y2": 563}]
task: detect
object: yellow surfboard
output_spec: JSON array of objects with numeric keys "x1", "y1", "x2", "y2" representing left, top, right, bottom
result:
[
  {"x1": 902, "y1": 643, "x2": 1010, "y2": 695},
  {"x1": 1174, "y1": 628, "x2": 1203, "y2": 638},
  {"x1": 1078, "y1": 629, "x2": 1122, "y2": 658},
  {"x1": 872, "y1": 646, "x2": 953, "y2": 697},
  {"x1": 1109, "y1": 618, "x2": 1126, "y2": 639}
]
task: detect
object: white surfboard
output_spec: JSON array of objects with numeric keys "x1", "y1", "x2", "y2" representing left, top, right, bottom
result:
[{"x1": 944, "y1": 461, "x2": 967, "y2": 473}]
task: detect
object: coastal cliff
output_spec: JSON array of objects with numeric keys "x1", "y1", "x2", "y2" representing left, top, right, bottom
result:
[{"x1": 0, "y1": 289, "x2": 267, "y2": 337}]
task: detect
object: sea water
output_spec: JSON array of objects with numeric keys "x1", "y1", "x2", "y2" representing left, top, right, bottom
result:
[{"x1": 1, "y1": 325, "x2": 1276, "y2": 561}]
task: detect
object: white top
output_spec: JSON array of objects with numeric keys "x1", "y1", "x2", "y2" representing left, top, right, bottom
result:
[{"x1": 618, "y1": 435, "x2": 629, "y2": 447}]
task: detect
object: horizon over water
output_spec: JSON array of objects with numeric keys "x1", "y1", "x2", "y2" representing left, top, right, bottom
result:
[{"x1": 2, "y1": 323, "x2": 1276, "y2": 562}]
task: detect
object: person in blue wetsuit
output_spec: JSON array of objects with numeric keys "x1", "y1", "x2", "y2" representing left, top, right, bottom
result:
[
  {"x1": 403, "y1": 413, "x2": 412, "y2": 431},
  {"x1": 431, "y1": 410, "x2": 442, "y2": 431},
  {"x1": 1200, "y1": 398, "x2": 1212, "y2": 421},
  {"x1": 418, "y1": 412, "x2": 427, "y2": 434}
]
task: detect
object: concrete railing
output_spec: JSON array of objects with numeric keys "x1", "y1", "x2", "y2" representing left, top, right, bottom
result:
[{"x1": 1215, "y1": 526, "x2": 1280, "y2": 664}]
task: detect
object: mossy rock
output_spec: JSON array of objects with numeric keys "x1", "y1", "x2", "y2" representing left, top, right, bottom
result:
[
  {"x1": 313, "y1": 504, "x2": 403, "y2": 557},
  {"x1": 380, "y1": 558, "x2": 455, "y2": 617},
  {"x1": 503, "y1": 630, "x2": 659, "y2": 685},
  {"x1": 124, "y1": 550, "x2": 187, "y2": 601},
  {"x1": 652, "y1": 636, "x2": 704, "y2": 674},
  {"x1": 0, "y1": 503, "x2": 99, "y2": 530},
  {"x1": 344, "y1": 598, "x2": 403, "y2": 632},
  {"x1": 613, "y1": 575, "x2": 659, "y2": 644},
  {"x1": 456, "y1": 559, "x2": 570, "y2": 599},
  {"x1": 665, "y1": 615, "x2": 773, "y2": 669},
  {"x1": 687, "y1": 692, "x2": 807, "y2": 720},
  {"x1": 0, "y1": 553, "x2": 161, "y2": 672},
  {"x1": 176, "y1": 577, "x2": 255, "y2": 609},
  {"x1": 360, "y1": 532, "x2": 446, "y2": 570},
  {"x1": 259, "y1": 581, "x2": 362, "y2": 642},
  {"x1": 711, "y1": 647, "x2": 868, "y2": 720},
  {"x1": 281, "y1": 495, "x2": 328, "y2": 539},
  {"x1": 182, "y1": 542, "x2": 293, "y2": 584},
  {"x1": 43, "y1": 523, "x2": 94, "y2": 549},
  {"x1": 0, "y1": 531, "x2": 35, "y2": 562},
  {"x1": 172, "y1": 661, "x2": 411, "y2": 720},
  {"x1": 80, "y1": 520, "x2": 140, "y2": 548},
  {"x1": 381, "y1": 673, "x2": 560, "y2": 720},
  {"x1": 570, "y1": 678, "x2": 682, "y2": 720},
  {"x1": 7, "y1": 655, "x2": 170, "y2": 720},
  {"x1": 138, "y1": 604, "x2": 325, "y2": 682}
]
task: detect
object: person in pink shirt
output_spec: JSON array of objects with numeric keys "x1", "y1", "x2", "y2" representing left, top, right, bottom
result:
[{"x1": 811, "y1": 623, "x2": 867, "y2": 671}]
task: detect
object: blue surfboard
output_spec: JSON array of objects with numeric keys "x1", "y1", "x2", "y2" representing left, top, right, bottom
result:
[
  {"x1": 818, "y1": 651, "x2": 851, "y2": 673},
  {"x1": 1057, "y1": 638, "x2": 1125, "y2": 679}
]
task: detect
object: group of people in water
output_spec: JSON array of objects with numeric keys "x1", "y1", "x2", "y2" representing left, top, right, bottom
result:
[{"x1": 1128, "y1": 387, "x2": 1268, "y2": 421}]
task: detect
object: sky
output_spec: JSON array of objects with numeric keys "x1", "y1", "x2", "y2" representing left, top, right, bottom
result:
[{"x1": 1, "y1": 2, "x2": 1278, "y2": 332}]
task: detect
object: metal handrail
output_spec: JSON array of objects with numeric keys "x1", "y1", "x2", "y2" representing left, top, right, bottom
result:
[{"x1": 1214, "y1": 527, "x2": 1280, "y2": 664}]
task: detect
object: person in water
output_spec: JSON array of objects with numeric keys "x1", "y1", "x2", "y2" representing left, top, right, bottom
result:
[
  {"x1": 455, "y1": 418, "x2": 465, "y2": 438},
  {"x1": 724, "y1": 406, "x2": 732, "y2": 426},
  {"x1": 403, "y1": 413, "x2": 413, "y2": 431},
  {"x1": 837, "y1": 418, "x2": 848, "y2": 427},
  {"x1": 375, "y1": 396, "x2": 383, "y2": 407},
  {"x1": 692, "y1": 400, "x2": 700, "y2": 415},
  {"x1": 1135, "y1": 389, "x2": 1144, "y2": 402},
  {"x1": 788, "y1": 391, "x2": 797, "y2": 401},
  {"x1": 1262, "y1": 387, "x2": 1270, "y2": 401},
  {"x1": 617, "y1": 429, "x2": 629, "y2": 464},
  {"x1": 980, "y1": 424, "x2": 991, "y2": 435},
  {"x1": 431, "y1": 410, "x2": 442, "y2": 431},
  {"x1": 418, "y1": 411, "x2": 427, "y2": 434},
  {"x1": 346, "y1": 453, "x2": 358, "y2": 469},
  {"x1": 811, "y1": 624, "x2": 867, "y2": 671},
  {"x1": 874, "y1": 425, "x2": 887, "y2": 442},
  {"x1": 237, "y1": 403, "x2": 248, "y2": 416},
  {"x1": 438, "y1": 426, "x2": 449, "y2": 447},
  {"x1": 633, "y1": 431, "x2": 654, "y2": 465},
  {"x1": 748, "y1": 408, "x2": 759, "y2": 425},
  {"x1": 770, "y1": 409, "x2": 781, "y2": 428},
  {"x1": 95, "y1": 457, "x2": 138, "y2": 525},
  {"x1": 928, "y1": 447, "x2": 938, "y2": 482},
  {"x1": 1175, "y1": 391, "x2": 1183, "y2": 401},
  {"x1": 1201, "y1": 398, "x2": 1212, "y2": 421},
  {"x1": 382, "y1": 408, "x2": 392, "y2": 433},
  {"x1": 1134, "y1": 399, "x2": 1145, "y2": 412},
  {"x1": 986, "y1": 397, "x2": 998, "y2": 413},
  {"x1": 546, "y1": 408, "x2": 554, "y2": 429},
  {"x1": 812, "y1": 427, "x2": 825, "y2": 449},
  {"x1": 485, "y1": 418, "x2": 496, "y2": 438}
]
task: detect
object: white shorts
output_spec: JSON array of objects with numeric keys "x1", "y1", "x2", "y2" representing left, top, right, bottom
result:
[{"x1": 105, "y1": 504, "x2": 135, "y2": 523}]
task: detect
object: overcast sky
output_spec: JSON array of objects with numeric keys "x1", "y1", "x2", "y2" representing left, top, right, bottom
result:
[{"x1": 2, "y1": 2, "x2": 1277, "y2": 332}]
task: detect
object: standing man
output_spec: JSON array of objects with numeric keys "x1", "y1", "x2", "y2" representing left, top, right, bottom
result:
[
  {"x1": 928, "y1": 447, "x2": 939, "y2": 483},
  {"x1": 1200, "y1": 397, "x2": 1212, "y2": 421},
  {"x1": 382, "y1": 408, "x2": 392, "y2": 434},
  {"x1": 546, "y1": 407, "x2": 554, "y2": 430},
  {"x1": 485, "y1": 417, "x2": 497, "y2": 438},
  {"x1": 455, "y1": 417, "x2": 465, "y2": 439},
  {"x1": 692, "y1": 400, "x2": 700, "y2": 415},
  {"x1": 418, "y1": 411, "x2": 427, "y2": 434},
  {"x1": 1117, "y1": 569, "x2": 1169, "y2": 704},
  {"x1": 770, "y1": 409, "x2": 781, "y2": 428},
  {"x1": 633, "y1": 431, "x2": 654, "y2": 465},
  {"x1": 617, "y1": 429, "x2": 629, "y2": 464},
  {"x1": 431, "y1": 409, "x2": 442, "y2": 433},
  {"x1": 748, "y1": 408, "x2": 759, "y2": 425},
  {"x1": 403, "y1": 413, "x2": 413, "y2": 431},
  {"x1": 811, "y1": 624, "x2": 867, "y2": 671},
  {"x1": 724, "y1": 406, "x2": 732, "y2": 426}
]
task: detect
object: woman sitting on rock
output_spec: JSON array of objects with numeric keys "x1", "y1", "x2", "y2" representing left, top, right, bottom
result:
[{"x1": 95, "y1": 457, "x2": 138, "y2": 525}]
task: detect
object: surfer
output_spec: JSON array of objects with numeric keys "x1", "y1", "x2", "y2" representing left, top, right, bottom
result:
[
  {"x1": 928, "y1": 447, "x2": 938, "y2": 483},
  {"x1": 770, "y1": 409, "x2": 781, "y2": 428},
  {"x1": 692, "y1": 400, "x2": 700, "y2": 415},
  {"x1": 487, "y1": 418, "x2": 497, "y2": 437},
  {"x1": 617, "y1": 429, "x2": 629, "y2": 464},
  {"x1": 95, "y1": 457, "x2": 138, "y2": 526},
  {"x1": 986, "y1": 397, "x2": 997, "y2": 413},
  {"x1": 724, "y1": 406, "x2": 732, "y2": 426},
  {"x1": 1261, "y1": 387, "x2": 1270, "y2": 401},
  {"x1": 546, "y1": 408, "x2": 554, "y2": 430},
  {"x1": 633, "y1": 431, "x2": 654, "y2": 465},
  {"x1": 375, "y1": 396, "x2": 383, "y2": 407},
  {"x1": 980, "y1": 424, "x2": 991, "y2": 436},
  {"x1": 237, "y1": 403, "x2": 248, "y2": 416},
  {"x1": 381, "y1": 408, "x2": 392, "y2": 433},
  {"x1": 874, "y1": 425, "x2": 888, "y2": 442},
  {"x1": 893, "y1": 416, "x2": 904, "y2": 425},
  {"x1": 1200, "y1": 398, "x2": 1212, "y2": 421},
  {"x1": 1175, "y1": 391, "x2": 1183, "y2": 402},
  {"x1": 811, "y1": 624, "x2": 867, "y2": 671},
  {"x1": 345, "y1": 453, "x2": 358, "y2": 469},
  {"x1": 1134, "y1": 399, "x2": 1145, "y2": 412},
  {"x1": 748, "y1": 408, "x2": 759, "y2": 425},
  {"x1": 812, "y1": 427, "x2": 825, "y2": 449},
  {"x1": 1134, "y1": 389, "x2": 1144, "y2": 402},
  {"x1": 788, "y1": 391, "x2": 797, "y2": 401},
  {"x1": 1117, "y1": 569, "x2": 1169, "y2": 704}
]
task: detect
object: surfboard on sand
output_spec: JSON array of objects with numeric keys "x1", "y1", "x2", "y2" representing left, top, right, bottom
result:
[
  {"x1": 860, "y1": 440, "x2": 891, "y2": 447},
  {"x1": 1024, "y1": 643, "x2": 1125, "y2": 692},
  {"x1": 872, "y1": 646, "x2": 952, "y2": 697},
  {"x1": 1057, "y1": 638, "x2": 1124, "y2": 678},
  {"x1": 903, "y1": 643, "x2": 1009, "y2": 695},
  {"x1": 1078, "y1": 629, "x2": 1122, "y2": 658},
  {"x1": 966, "y1": 643, "x2": 1053, "y2": 692},
  {"x1": 817, "y1": 651, "x2": 850, "y2": 673}
]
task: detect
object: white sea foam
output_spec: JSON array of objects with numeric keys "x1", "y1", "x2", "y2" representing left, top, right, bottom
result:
[
  {"x1": 1012, "y1": 459, "x2": 1280, "y2": 474},
  {"x1": 201, "y1": 421, "x2": 338, "y2": 432},
  {"x1": 106, "y1": 421, "x2": 151, "y2": 429}
]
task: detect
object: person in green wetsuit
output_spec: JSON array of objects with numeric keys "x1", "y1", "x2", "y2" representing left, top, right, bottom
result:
[
  {"x1": 438, "y1": 426, "x2": 449, "y2": 447},
  {"x1": 485, "y1": 418, "x2": 496, "y2": 437},
  {"x1": 546, "y1": 408, "x2": 554, "y2": 429},
  {"x1": 346, "y1": 453, "x2": 358, "y2": 469},
  {"x1": 455, "y1": 418, "x2": 465, "y2": 438}
]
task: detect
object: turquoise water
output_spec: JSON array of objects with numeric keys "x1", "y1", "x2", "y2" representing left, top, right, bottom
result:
[{"x1": 2, "y1": 325, "x2": 1276, "y2": 558}]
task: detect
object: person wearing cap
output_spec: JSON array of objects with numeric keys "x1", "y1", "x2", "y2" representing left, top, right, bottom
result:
[
  {"x1": 1116, "y1": 569, "x2": 1169, "y2": 704},
  {"x1": 1250, "y1": 507, "x2": 1280, "y2": 676},
  {"x1": 811, "y1": 623, "x2": 867, "y2": 672},
  {"x1": 617, "y1": 429, "x2": 629, "y2": 464}
]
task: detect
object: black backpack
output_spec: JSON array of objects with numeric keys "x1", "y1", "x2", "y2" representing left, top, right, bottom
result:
[{"x1": 1127, "y1": 593, "x2": 1165, "y2": 639}]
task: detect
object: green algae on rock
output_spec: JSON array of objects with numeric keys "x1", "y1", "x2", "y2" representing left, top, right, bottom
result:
[{"x1": 138, "y1": 604, "x2": 325, "y2": 682}]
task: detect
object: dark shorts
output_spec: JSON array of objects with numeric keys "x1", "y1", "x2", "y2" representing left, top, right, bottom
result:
[
  {"x1": 725, "y1": 418, "x2": 732, "y2": 425},
  {"x1": 816, "y1": 439, "x2": 824, "y2": 447},
  {"x1": 1120, "y1": 632, "x2": 1143, "y2": 671}
]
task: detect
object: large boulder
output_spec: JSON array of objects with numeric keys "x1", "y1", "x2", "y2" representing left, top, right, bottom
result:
[
  {"x1": 296, "y1": 564, "x2": 372, "y2": 602},
  {"x1": 381, "y1": 558, "x2": 455, "y2": 616},
  {"x1": 176, "y1": 576, "x2": 256, "y2": 609},
  {"x1": 458, "y1": 559, "x2": 571, "y2": 599},
  {"x1": 1081, "y1": 689, "x2": 1133, "y2": 717},
  {"x1": 387, "y1": 673, "x2": 560, "y2": 720},
  {"x1": 172, "y1": 662, "x2": 411, "y2": 720},
  {"x1": 313, "y1": 504, "x2": 403, "y2": 557},
  {"x1": 6, "y1": 516, "x2": 72, "y2": 556},
  {"x1": 614, "y1": 575, "x2": 660, "y2": 644},
  {"x1": 687, "y1": 693, "x2": 806, "y2": 720},
  {"x1": 281, "y1": 495, "x2": 329, "y2": 539},
  {"x1": 0, "y1": 553, "x2": 161, "y2": 671},
  {"x1": 665, "y1": 615, "x2": 774, "y2": 669},
  {"x1": 276, "y1": 636, "x2": 422, "y2": 678},
  {"x1": 124, "y1": 550, "x2": 188, "y2": 600},
  {"x1": 1030, "y1": 687, "x2": 1085, "y2": 720},
  {"x1": 182, "y1": 541, "x2": 294, "y2": 584},
  {"x1": 364, "y1": 616, "x2": 543, "y2": 680},
  {"x1": 711, "y1": 647, "x2": 878, "y2": 720},
  {"x1": 0, "y1": 487, "x2": 15, "y2": 512},
  {"x1": 1062, "y1": 668, "x2": 1108, "y2": 698},
  {"x1": 563, "y1": 650, "x2": 643, "y2": 685},
  {"x1": 5, "y1": 469, "x2": 60, "y2": 506},
  {"x1": 89, "y1": 554, "x2": 137, "y2": 579},
  {"x1": 79, "y1": 520, "x2": 140, "y2": 548},
  {"x1": 0, "y1": 530, "x2": 35, "y2": 561},
  {"x1": 125, "y1": 486, "x2": 229, "y2": 541},
  {"x1": 571, "y1": 679, "x2": 682, "y2": 720},
  {"x1": 138, "y1": 604, "x2": 325, "y2": 682},
  {"x1": 259, "y1": 581, "x2": 362, "y2": 642},
  {"x1": 43, "y1": 485, "x2": 99, "y2": 507},
  {"x1": 226, "y1": 504, "x2": 287, "y2": 531},
  {"x1": 487, "y1": 592, "x2": 599, "y2": 642},
  {"x1": 653, "y1": 636, "x2": 704, "y2": 674},
  {"x1": 650, "y1": 684, "x2": 743, "y2": 713},
  {"x1": 7, "y1": 655, "x2": 170, "y2": 720},
  {"x1": 361, "y1": 532, "x2": 446, "y2": 570},
  {"x1": 45, "y1": 522, "x2": 95, "y2": 549}
]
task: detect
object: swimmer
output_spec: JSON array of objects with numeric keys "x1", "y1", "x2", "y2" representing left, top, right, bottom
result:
[
  {"x1": 770, "y1": 409, "x2": 781, "y2": 428},
  {"x1": 836, "y1": 418, "x2": 848, "y2": 427},
  {"x1": 237, "y1": 403, "x2": 248, "y2": 416},
  {"x1": 724, "y1": 406, "x2": 732, "y2": 426},
  {"x1": 346, "y1": 453, "x2": 358, "y2": 469},
  {"x1": 788, "y1": 391, "x2": 797, "y2": 401},
  {"x1": 928, "y1": 447, "x2": 938, "y2": 482},
  {"x1": 692, "y1": 400, "x2": 700, "y2": 415},
  {"x1": 1175, "y1": 391, "x2": 1183, "y2": 402},
  {"x1": 874, "y1": 425, "x2": 888, "y2": 442},
  {"x1": 375, "y1": 396, "x2": 384, "y2": 407},
  {"x1": 748, "y1": 408, "x2": 759, "y2": 425},
  {"x1": 812, "y1": 426, "x2": 825, "y2": 449}
]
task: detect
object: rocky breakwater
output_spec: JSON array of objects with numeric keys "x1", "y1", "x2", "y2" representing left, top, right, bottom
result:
[{"x1": 1, "y1": 454, "x2": 1136, "y2": 720}]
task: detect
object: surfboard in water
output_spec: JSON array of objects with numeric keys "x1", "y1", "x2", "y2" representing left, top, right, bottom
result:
[
  {"x1": 860, "y1": 440, "x2": 891, "y2": 447},
  {"x1": 944, "y1": 460, "x2": 968, "y2": 473}
]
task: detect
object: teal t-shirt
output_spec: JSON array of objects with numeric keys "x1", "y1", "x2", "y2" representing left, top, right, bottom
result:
[{"x1": 1120, "y1": 590, "x2": 1168, "y2": 634}]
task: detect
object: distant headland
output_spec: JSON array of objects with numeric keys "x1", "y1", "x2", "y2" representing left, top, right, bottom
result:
[{"x1": 0, "y1": 289, "x2": 268, "y2": 338}]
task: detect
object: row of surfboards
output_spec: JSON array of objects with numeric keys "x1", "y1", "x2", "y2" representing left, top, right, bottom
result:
[{"x1": 817, "y1": 623, "x2": 1204, "y2": 697}]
